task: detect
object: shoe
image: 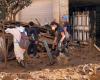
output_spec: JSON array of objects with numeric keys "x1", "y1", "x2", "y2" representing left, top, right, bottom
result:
[{"x1": 20, "y1": 60, "x2": 26, "y2": 68}]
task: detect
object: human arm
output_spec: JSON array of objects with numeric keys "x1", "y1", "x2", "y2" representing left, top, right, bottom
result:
[
  {"x1": 52, "y1": 31, "x2": 57, "y2": 49},
  {"x1": 53, "y1": 31, "x2": 58, "y2": 45},
  {"x1": 58, "y1": 29, "x2": 65, "y2": 50},
  {"x1": 60, "y1": 31, "x2": 65, "y2": 43}
]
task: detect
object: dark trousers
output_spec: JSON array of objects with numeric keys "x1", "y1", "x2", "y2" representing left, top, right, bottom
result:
[{"x1": 28, "y1": 42, "x2": 37, "y2": 56}]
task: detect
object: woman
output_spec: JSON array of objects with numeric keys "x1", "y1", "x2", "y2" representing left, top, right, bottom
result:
[{"x1": 63, "y1": 21, "x2": 73, "y2": 41}]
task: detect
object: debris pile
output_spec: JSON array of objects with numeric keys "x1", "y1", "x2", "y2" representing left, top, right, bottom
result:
[{"x1": 0, "y1": 64, "x2": 99, "y2": 80}]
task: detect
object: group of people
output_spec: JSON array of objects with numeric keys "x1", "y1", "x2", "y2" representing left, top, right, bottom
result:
[{"x1": 3, "y1": 19, "x2": 72, "y2": 68}]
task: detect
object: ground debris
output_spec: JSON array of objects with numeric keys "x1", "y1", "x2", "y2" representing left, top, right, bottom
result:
[
  {"x1": 0, "y1": 64, "x2": 99, "y2": 80},
  {"x1": 0, "y1": 44, "x2": 99, "y2": 80}
]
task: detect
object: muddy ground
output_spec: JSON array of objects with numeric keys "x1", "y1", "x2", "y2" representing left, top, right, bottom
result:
[{"x1": 0, "y1": 41, "x2": 100, "y2": 80}]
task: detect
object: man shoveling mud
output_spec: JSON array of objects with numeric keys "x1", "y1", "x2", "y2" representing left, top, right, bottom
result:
[{"x1": 50, "y1": 21, "x2": 69, "y2": 65}]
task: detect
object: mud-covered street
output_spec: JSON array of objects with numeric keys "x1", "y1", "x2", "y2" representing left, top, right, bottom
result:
[{"x1": 0, "y1": 42, "x2": 99, "y2": 80}]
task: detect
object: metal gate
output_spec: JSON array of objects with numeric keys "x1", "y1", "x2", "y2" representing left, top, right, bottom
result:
[
  {"x1": 96, "y1": 6, "x2": 100, "y2": 48},
  {"x1": 73, "y1": 11, "x2": 90, "y2": 42}
]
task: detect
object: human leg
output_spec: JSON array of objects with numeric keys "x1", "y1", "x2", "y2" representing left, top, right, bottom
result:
[{"x1": 14, "y1": 43, "x2": 26, "y2": 67}]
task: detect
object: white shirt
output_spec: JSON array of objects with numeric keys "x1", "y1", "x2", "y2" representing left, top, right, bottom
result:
[{"x1": 5, "y1": 28, "x2": 21, "y2": 43}]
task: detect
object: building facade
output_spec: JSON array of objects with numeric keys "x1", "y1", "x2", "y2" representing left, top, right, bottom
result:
[{"x1": 17, "y1": 0, "x2": 100, "y2": 49}]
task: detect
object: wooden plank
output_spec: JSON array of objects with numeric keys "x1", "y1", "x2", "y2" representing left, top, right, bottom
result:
[{"x1": 43, "y1": 40, "x2": 53, "y2": 64}]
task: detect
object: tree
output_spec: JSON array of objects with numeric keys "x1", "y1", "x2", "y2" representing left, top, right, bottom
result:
[{"x1": 0, "y1": 0, "x2": 32, "y2": 21}]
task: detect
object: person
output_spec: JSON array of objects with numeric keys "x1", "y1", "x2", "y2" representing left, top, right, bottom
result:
[
  {"x1": 5, "y1": 22, "x2": 26, "y2": 67},
  {"x1": 28, "y1": 21, "x2": 39, "y2": 58},
  {"x1": 63, "y1": 21, "x2": 73, "y2": 40},
  {"x1": 50, "y1": 21, "x2": 66, "y2": 56}
]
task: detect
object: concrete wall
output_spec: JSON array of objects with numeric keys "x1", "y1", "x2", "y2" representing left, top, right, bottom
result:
[
  {"x1": 17, "y1": 0, "x2": 69, "y2": 25},
  {"x1": 53, "y1": 0, "x2": 69, "y2": 23},
  {"x1": 18, "y1": 0, "x2": 53, "y2": 26}
]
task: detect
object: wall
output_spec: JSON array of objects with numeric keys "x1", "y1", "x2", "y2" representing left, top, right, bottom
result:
[
  {"x1": 53, "y1": 0, "x2": 69, "y2": 23},
  {"x1": 18, "y1": 0, "x2": 53, "y2": 26},
  {"x1": 17, "y1": 0, "x2": 69, "y2": 25}
]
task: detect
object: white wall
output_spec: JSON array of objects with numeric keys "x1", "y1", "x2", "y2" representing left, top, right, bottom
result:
[{"x1": 19, "y1": 0, "x2": 53, "y2": 26}]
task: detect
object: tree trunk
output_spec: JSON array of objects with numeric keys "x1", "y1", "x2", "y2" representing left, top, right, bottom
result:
[
  {"x1": 2, "y1": 21, "x2": 7, "y2": 68},
  {"x1": 8, "y1": 11, "x2": 16, "y2": 22},
  {"x1": 7, "y1": 13, "x2": 12, "y2": 22},
  {"x1": 12, "y1": 14, "x2": 16, "y2": 22}
]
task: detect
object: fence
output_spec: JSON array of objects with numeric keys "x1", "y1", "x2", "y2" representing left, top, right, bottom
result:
[{"x1": 73, "y1": 11, "x2": 90, "y2": 42}]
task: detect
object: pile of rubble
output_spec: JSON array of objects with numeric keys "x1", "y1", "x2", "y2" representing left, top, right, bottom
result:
[{"x1": 0, "y1": 63, "x2": 99, "y2": 80}]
